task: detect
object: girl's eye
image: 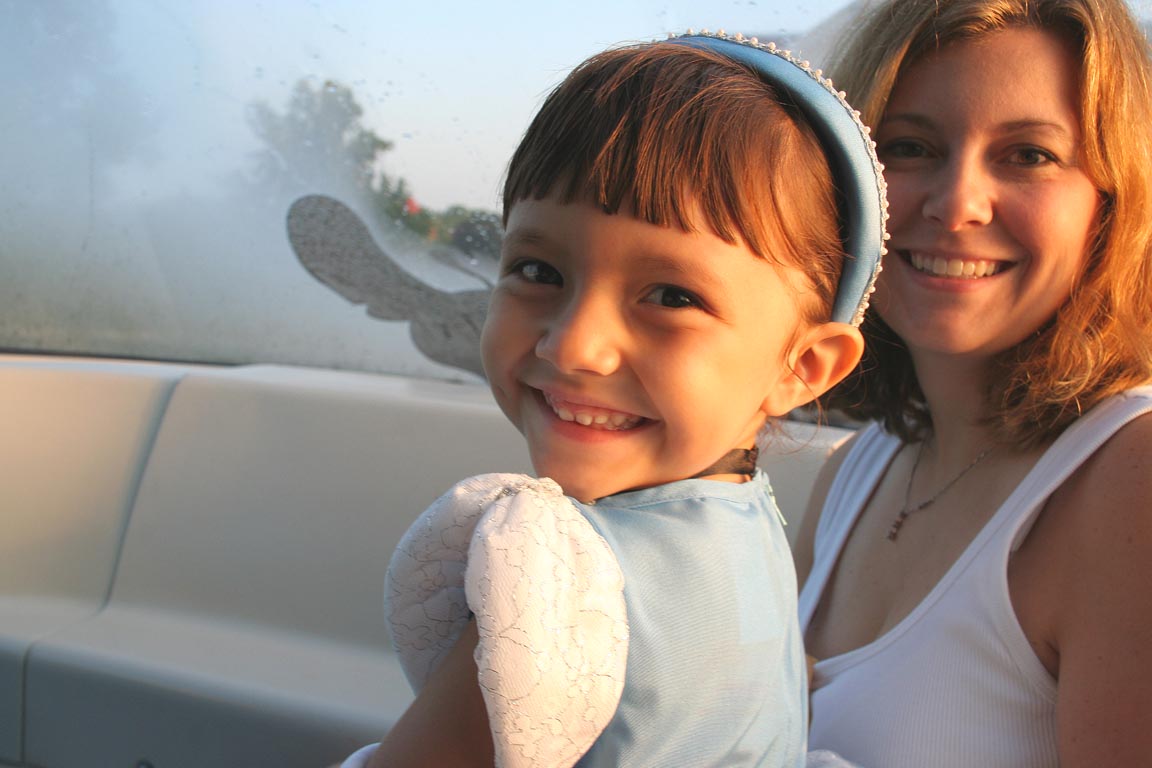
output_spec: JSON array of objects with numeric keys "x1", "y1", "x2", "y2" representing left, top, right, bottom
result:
[
  {"x1": 643, "y1": 285, "x2": 702, "y2": 309},
  {"x1": 511, "y1": 259, "x2": 562, "y2": 286}
]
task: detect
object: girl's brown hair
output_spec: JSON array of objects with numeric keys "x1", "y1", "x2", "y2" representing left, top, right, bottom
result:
[
  {"x1": 822, "y1": 0, "x2": 1152, "y2": 447},
  {"x1": 502, "y1": 42, "x2": 845, "y2": 320}
]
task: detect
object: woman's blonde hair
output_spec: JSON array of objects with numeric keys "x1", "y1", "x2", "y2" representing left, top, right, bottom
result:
[{"x1": 824, "y1": 0, "x2": 1152, "y2": 447}]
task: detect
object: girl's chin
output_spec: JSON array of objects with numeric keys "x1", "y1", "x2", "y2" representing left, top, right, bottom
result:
[
  {"x1": 535, "y1": 469, "x2": 636, "y2": 503},
  {"x1": 546, "y1": 477, "x2": 618, "y2": 503}
]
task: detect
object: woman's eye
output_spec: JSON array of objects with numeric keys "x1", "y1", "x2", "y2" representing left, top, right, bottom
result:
[
  {"x1": 1009, "y1": 146, "x2": 1058, "y2": 166},
  {"x1": 511, "y1": 259, "x2": 562, "y2": 286},
  {"x1": 877, "y1": 138, "x2": 930, "y2": 161},
  {"x1": 643, "y1": 285, "x2": 702, "y2": 309}
]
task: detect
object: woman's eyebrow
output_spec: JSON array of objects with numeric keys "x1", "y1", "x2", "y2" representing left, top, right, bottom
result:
[
  {"x1": 878, "y1": 112, "x2": 936, "y2": 130},
  {"x1": 997, "y1": 119, "x2": 1077, "y2": 139},
  {"x1": 882, "y1": 112, "x2": 1075, "y2": 138}
]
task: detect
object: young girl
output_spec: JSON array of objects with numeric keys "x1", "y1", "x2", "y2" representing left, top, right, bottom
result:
[{"x1": 345, "y1": 31, "x2": 886, "y2": 768}]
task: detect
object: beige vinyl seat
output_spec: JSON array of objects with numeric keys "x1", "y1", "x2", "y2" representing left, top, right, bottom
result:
[
  {"x1": 2, "y1": 355, "x2": 844, "y2": 768},
  {"x1": 0, "y1": 358, "x2": 187, "y2": 764}
]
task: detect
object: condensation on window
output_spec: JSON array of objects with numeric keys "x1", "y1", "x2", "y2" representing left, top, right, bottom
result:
[{"x1": 0, "y1": 0, "x2": 861, "y2": 381}]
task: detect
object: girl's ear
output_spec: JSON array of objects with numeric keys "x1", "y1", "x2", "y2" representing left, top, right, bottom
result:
[{"x1": 760, "y1": 322, "x2": 864, "y2": 416}]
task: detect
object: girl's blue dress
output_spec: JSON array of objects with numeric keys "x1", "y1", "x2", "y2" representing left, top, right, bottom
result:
[{"x1": 385, "y1": 471, "x2": 807, "y2": 768}]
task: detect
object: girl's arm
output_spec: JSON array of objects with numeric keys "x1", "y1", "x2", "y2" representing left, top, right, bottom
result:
[
  {"x1": 1018, "y1": 413, "x2": 1152, "y2": 766},
  {"x1": 368, "y1": 619, "x2": 494, "y2": 768}
]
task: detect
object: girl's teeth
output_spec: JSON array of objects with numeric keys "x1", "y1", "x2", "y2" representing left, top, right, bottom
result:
[
  {"x1": 545, "y1": 394, "x2": 643, "y2": 430},
  {"x1": 609, "y1": 413, "x2": 635, "y2": 428}
]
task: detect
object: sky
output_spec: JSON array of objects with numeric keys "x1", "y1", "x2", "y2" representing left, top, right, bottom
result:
[
  {"x1": 30, "y1": 0, "x2": 1152, "y2": 224},
  {"x1": 20, "y1": 0, "x2": 1152, "y2": 222},
  {"x1": 110, "y1": 0, "x2": 863, "y2": 212},
  {"x1": 361, "y1": 0, "x2": 863, "y2": 211},
  {"x1": 284, "y1": 0, "x2": 1152, "y2": 212},
  {"x1": 360, "y1": 0, "x2": 863, "y2": 210}
]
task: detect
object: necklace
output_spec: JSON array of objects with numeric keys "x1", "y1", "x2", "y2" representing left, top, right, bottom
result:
[
  {"x1": 887, "y1": 441, "x2": 994, "y2": 541},
  {"x1": 693, "y1": 446, "x2": 759, "y2": 479}
]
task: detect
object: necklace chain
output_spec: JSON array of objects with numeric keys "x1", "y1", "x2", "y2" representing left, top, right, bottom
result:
[{"x1": 887, "y1": 441, "x2": 994, "y2": 541}]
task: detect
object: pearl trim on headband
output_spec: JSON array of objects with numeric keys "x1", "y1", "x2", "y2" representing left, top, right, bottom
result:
[{"x1": 670, "y1": 29, "x2": 889, "y2": 327}]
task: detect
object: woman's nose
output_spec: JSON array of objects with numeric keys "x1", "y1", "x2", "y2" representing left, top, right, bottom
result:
[
  {"x1": 534, "y1": 297, "x2": 622, "y2": 376},
  {"x1": 921, "y1": 156, "x2": 994, "y2": 230}
]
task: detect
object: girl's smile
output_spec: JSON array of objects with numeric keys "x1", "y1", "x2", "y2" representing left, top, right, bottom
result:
[{"x1": 540, "y1": 390, "x2": 647, "y2": 431}]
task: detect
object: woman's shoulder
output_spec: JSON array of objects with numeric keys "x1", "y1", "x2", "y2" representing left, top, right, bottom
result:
[
  {"x1": 1048, "y1": 409, "x2": 1152, "y2": 538},
  {"x1": 1018, "y1": 408, "x2": 1151, "y2": 605},
  {"x1": 1023, "y1": 408, "x2": 1152, "y2": 581},
  {"x1": 1019, "y1": 412, "x2": 1152, "y2": 762},
  {"x1": 1026, "y1": 388, "x2": 1152, "y2": 537}
]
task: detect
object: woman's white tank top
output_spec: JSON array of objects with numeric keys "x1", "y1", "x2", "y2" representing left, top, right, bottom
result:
[{"x1": 799, "y1": 387, "x2": 1152, "y2": 767}]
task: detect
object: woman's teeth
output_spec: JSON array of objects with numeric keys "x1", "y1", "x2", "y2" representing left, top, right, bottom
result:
[{"x1": 909, "y1": 252, "x2": 1004, "y2": 278}]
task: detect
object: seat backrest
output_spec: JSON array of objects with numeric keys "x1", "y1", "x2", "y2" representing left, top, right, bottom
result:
[
  {"x1": 0, "y1": 357, "x2": 186, "y2": 763},
  {"x1": 107, "y1": 365, "x2": 532, "y2": 648}
]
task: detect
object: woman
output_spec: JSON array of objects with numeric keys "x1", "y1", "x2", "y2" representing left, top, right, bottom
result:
[{"x1": 795, "y1": 0, "x2": 1152, "y2": 765}]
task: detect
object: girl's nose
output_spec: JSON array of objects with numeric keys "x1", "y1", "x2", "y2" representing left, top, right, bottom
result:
[
  {"x1": 534, "y1": 298, "x2": 622, "y2": 376},
  {"x1": 921, "y1": 157, "x2": 994, "y2": 230}
]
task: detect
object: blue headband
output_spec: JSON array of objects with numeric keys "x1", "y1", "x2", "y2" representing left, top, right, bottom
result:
[{"x1": 669, "y1": 31, "x2": 888, "y2": 326}]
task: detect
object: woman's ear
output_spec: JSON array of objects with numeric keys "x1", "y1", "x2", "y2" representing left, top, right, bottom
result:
[{"x1": 760, "y1": 322, "x2": 864, "y2": 416}]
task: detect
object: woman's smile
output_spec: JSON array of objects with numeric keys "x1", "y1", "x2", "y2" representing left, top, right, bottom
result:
[
  {"x1": 873, "y1": 27, "x2": 1101, "y2": 357},
  {"x1": 903, "y1": 250, "x2": 1011, "y2": 279}
]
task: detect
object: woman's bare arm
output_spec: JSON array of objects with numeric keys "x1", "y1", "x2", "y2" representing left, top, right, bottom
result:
[{"x1": 1030, "y1": 414, "x2": 1152, "y2": 765}]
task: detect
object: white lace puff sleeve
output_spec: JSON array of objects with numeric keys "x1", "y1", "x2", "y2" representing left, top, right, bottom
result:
[{"x1": 385, "y1": 473, "x2": 629, "y2": 768}]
